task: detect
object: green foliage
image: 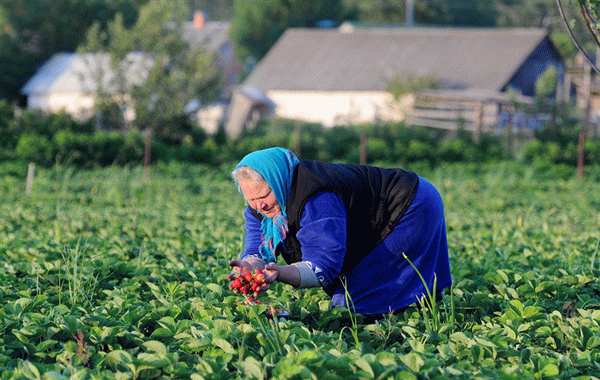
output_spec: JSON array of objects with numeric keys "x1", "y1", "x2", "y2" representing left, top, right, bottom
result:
[
  {"x1": 0, "y1": 0, "x2": 141, "y2": 103},
  {"x1": 534, "y1": 65, "x2": 558, "y2": 110},
  {"x1": 230, "y1": 0, "x2": 348, "y2": 63},
  {"x1": 387, "y1": 74, "x2": 442, "y2": 100},
  {"x1": 15, "y1": 134, "x2": 53, "y2": 166},
  {"x1": 0, "y1": 99, "x2": 16, "y2": 150},
  {"x1": 0, "y1": 162, "x2": 599, "y2": 377},
  {"x1": 79, "y1": 0, "x2": 223, "y2": 141}
]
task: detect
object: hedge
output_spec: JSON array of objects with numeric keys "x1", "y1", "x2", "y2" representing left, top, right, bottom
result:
[{"x1": 2, "y1": 102, "x2": 599, "y2": 174}]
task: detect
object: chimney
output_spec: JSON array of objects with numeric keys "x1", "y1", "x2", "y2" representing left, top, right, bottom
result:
[{"x1": 193, "y1": 11, "x2": 206, "y2": 29}]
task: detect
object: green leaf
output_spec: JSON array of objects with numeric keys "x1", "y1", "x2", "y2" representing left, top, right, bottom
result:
[
  {"x1": 212, "y1": 338, "x2": 236, "y2": 354},
  {"x1": 450, "y1": 332, "x2": 473, "y2": 346},
  {"x1": 354, "y1": 358, "x2": 374, "y2": 377},
  {"x1": 204, "y1": 283, "x2": 223, "y2": 295},
  {"x1": 157, "y1": 316, "x2": 176, "y2": 332},
  {"x1": 13, "y1": 331, "x2": 29, "y2": 344},
  {"x1": 395, "y1": 372, "x2": 418, "y2": 380},
  {"x1": 400, "y1": 352, "x2": 424, "y2": 372},
  {"x1": 507, "y1": 300, "x2": 524, "y2": 317},
  {"x1": 540, "y1": 363, "x2": 559, "y2": 377},
  {"x1": 587, "y1": 335, "x2": 600, "y2": 349},
  {"x1": 105, "y1": 350, "x2": 134, "y2": 368},
  {"x1": 136, "y1": 353, "x2": 172, "y2": 368},
  {"x1": 240, "y1": 357, "x2": 264, "y2": 379},
  {"x1": 143, "y1": 340, "x2": 167, "y2": 354},
  {"x1": 150, "y1": 327, "x2": 175, "y2": 339},
  {"x1": 35, "y1": 340, "x2": 58, "y2": 352},
  {"x1": 521, "y1": 306, "x2": 541, "y2": 320}
]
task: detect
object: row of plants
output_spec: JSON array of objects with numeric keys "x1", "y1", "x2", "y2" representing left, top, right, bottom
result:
[
  {"x1": 0, "y1": 161, "x2": 599, "y2": 378},
  {"x1": 2, "y1": 100, "x2": 599, "y2": 172}
]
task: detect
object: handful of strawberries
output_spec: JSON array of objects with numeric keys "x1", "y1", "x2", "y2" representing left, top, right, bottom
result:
[{"x1": 229, "y1": 269, "x2": 266, "y2": 296}]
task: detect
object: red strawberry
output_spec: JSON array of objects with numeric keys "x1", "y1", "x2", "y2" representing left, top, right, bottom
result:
[
  {"x1": 243, "y1": 272, "x2": 253, "y2": 283},
  {"x1": 251, "y1": 282, "x2": 260, "y2": 292},
  {"x1": 230, "y1": 277, "x2": 242, "y2": 289},
  {"x1": 254, "y1": 272, "x2": 265, "y2": 284},
  {"x1": 239, "y1": 284, "x2": 249, "y2": 294}
]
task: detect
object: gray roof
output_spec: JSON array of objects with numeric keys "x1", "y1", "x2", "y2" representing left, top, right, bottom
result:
[
  {"x1": 181, "y1": 21, "x2": 230, "y2": 53},
  {"x1": 243, "y1": 27, "x2": 550, "y2": 92},
  {"x1": 21, "y1": 52, "x2": 152, "y2": 95},
  {"x1": 21, "y1": 22, "x2": 230, "y2": 96}
]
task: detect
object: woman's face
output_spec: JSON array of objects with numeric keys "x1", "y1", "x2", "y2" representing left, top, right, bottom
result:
[{"x1": 238, "y1": 180, "x2": 281, "y2": 218}]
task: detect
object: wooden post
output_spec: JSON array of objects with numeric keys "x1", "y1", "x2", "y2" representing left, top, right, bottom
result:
[
  {"x1": 577, "y1": 61, "x2": 592, "y2": 180},
  {"x1": 25, "y1": 162, "x2": 35, "y2": 195},
  {"x1": 359, "y1": 133, "x2": 367, "y2": 165},
  {"x1": 144, "y1": 127, "x2": 152, "y2": 182},
  {"x1": 475, "y1": 101, "x2": 484, "y2": 144},
  {"x1": 293, "y1": 120, "x2": 302, "y2": 157},
  {"x1": 506, "y1": 108, "x2": 514, "y2": 158}
]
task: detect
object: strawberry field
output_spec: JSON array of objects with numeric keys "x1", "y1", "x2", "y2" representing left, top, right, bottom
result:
[{"x1": 1, "y1": 161, "x2": 599, "y2": 379}]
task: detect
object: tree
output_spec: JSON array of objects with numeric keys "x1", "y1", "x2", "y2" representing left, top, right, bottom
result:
[
  {"x1": 230, "y1": 0, "x2": 348, "y2": 64},
  {"x1": 0, "y1": 0, "x2": 144, "y2": 103},
  {"x1": 79, "y1": 0, "x2": 222, "y2": 171},
  {"x1": 189, "y1": 0, "x2": 235, "y2": 20},
  {"x1": 555, "y1": 0, "x2": 600, "y2": 179}
]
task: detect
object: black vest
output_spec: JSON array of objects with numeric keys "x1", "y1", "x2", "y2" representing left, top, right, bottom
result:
[{"x1": 275, "y1": 160, "x2": 419, "y2": 294}]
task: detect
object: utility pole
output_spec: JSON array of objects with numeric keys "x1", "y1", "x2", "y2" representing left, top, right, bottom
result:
[{"x1": 406, "y1": 0, "x2": 415, "y2": 27}]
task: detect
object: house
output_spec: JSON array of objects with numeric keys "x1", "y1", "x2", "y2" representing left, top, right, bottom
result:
[
  {"x1": 20, "y1": 13, "x2": 240, "y2": 133},
  {"x1": 20, "y1": 52, "x2": 152, "y2": 121},
  {"x1": 225, "y1": 25, "x2": 565, "y2": 138}
]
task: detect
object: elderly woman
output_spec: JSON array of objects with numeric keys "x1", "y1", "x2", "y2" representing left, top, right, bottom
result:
[{"x1": 228, "y1": 147, "x2": 451, "y2": 316}]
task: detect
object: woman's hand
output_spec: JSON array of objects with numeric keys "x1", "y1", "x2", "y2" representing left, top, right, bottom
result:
[
  {"x1": 228, "y1": 258, "x2": 271, "y2": 296},
  {"x1": 246, "y1": 262, "x2": 278, "y2": 296},
  {"x1": 227, "y1": 259, "x2": 254, "y2": 281},
  {"x1": 263, "y1": 262, "x2": 280, "y2": 283}
]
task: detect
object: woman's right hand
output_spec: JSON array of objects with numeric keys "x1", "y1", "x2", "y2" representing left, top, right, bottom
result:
[{"x1": 228, "y1": 259, "x2": 253, "y2": 281}]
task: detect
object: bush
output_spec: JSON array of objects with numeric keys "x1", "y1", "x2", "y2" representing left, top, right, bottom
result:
[
  {"x1": 0, "y1": 100, "x2": 16, "y2": 149},
  {"x1": 406, "y1": 139, "x2": 437, "y2": 165},
  {"x1": 324, "y1": 126, "x2": 360, "y2": 160},
  {"x1": 365, "y1": 137, "x2": 390, "y2": 163},
  {"x1": 15, "y1": 134, "x2": 54, "y2": 166}
]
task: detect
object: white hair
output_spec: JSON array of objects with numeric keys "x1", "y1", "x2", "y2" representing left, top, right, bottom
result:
[{"x1": 231, "y1": 165, "x2": 266, "y2": 185}]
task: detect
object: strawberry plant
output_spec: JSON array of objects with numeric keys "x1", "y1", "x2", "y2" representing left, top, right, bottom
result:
[{"x1": 0, "y1": 161, "x2": 599, "y2": 378}]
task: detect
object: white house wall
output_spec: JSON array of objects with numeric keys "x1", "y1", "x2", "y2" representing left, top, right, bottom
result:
[
  {"x1": 266, "y1": 91, "x2": 412, "y2": 127},
  {"x1": 28, "y1": 92, "x2": 96, "y2": 119}
]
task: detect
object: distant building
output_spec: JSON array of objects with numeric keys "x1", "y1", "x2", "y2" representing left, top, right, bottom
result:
[
  {"x1": 20, "y1": 13, "x2": 241, "y2": 134},
  {"x1": 226, "y1": 26, "x2": 564, "y2": 138},
  {"x1": 20, "y1": 52, "x2": 151, "y2": 121}
]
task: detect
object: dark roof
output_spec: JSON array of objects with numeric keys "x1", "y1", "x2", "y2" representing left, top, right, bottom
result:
[{"x1": 243, "y1": 26, "x2": 551, "y2": 93}]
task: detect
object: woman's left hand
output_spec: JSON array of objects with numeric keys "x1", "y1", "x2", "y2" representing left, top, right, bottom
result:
[
  {"x1": 248, "y1": 262, "x2": 278, "y2": 296},
  {"x1": 263, "y1": 262, "x2": 279, "y2": 283}
]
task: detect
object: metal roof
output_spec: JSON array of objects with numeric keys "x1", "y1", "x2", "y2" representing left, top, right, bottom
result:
[
  {"x1": 243, "y1": 27, "x2": 551, "y2": 93},
  {"x1": 20, "y1": 52, "x2": 152, "y2": 95},
  {"x1": 21, "y1": 21, "x2": 231, "y2": 97}
]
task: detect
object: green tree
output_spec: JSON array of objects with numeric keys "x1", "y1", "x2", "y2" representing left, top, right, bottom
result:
[
  {"x1": 79, "y1": 0, "x2": 222, "y2": 141},
  {"x1": 0, "y1": 99, "x2": 16, "y2": 150},
  {"x1": 0, "y1": 0, "x2": 144, "y2": 102},
  {"x1": 344, "y1": 0, "x2": 497, "y2": 27},
  {"x1": 190, "y1": 0, "x2": 235, "y2": 20},
  {"x1": 230, "y1": 0, "x2": 348, "y2": 63}
]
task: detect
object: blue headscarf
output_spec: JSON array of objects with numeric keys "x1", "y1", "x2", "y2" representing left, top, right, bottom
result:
[{"x1": 235, "y1": 147, "x2": 300, "y2": 262}]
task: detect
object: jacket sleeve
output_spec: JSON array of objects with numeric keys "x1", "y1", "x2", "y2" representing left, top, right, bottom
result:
[
  {"x1": 240, "y1": 206, "x2": 263, "y2": 261},
  {"x1": 295, "y1": 191, "x2": 347, "y2": 288}
]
